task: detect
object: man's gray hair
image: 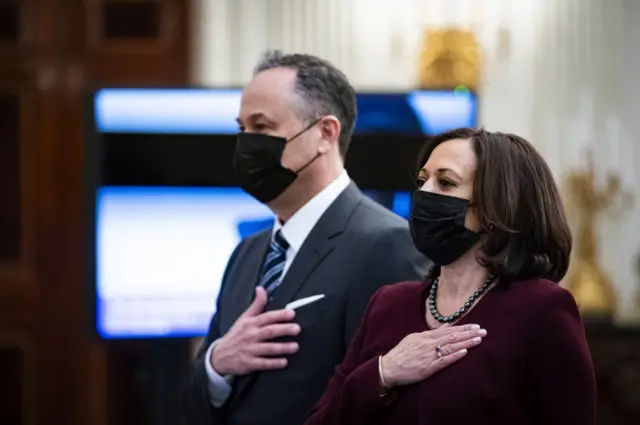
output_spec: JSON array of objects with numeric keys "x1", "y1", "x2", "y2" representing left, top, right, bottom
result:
[{"x1": 253, "y1": 50, "x2": 357, "y2": 158}]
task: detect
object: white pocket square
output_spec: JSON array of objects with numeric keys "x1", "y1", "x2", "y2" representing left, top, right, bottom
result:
[{"x1": 285, "y1": 294, "x2": 325, "y2": 310}]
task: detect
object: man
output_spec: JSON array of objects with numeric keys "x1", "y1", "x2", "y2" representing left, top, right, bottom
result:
[{"x1": 181, "y1": 51, "x2": 430, "y2": 425}]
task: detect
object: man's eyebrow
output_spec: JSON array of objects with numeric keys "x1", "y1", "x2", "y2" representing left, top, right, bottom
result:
[{"x1": 237, "y1": 112, "x2": 272, "y2": 124}]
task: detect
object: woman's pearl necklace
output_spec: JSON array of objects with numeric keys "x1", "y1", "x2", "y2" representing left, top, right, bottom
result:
[{"x1": 428, "y1": 275, "x2": 496, "y2": 323}]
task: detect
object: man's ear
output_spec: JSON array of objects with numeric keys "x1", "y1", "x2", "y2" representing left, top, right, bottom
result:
[
  {"x1": 320, "y1": 115, "x2": 342, "y2": 142},
  {"x1": 318, "y1": 115, "x2": 341, "y2": 153}
]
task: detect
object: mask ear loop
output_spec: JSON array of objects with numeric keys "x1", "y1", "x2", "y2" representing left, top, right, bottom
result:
[
  {"x1": 286, "y1": 117, "x2": 325, "y2": 174},
  {"x1": 285, "y1": 117, "x2": 324, "y2": 143},
  {"x1": 294, "y1": 152, "x2": 322, "y2": 173}
]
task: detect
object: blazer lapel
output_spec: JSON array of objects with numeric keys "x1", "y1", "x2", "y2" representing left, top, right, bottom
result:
[{"x1": 266, "y1": 183, "x2": 363, "y2": 312}]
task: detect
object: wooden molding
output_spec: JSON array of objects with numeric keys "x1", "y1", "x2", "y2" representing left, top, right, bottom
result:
[{"x1": 0, "y1": 330, "x2": 36, "y2": 425}]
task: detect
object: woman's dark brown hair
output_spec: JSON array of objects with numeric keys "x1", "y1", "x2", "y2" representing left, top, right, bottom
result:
[{"x1": 417, "y1": 128, "x2": 572, "y2": 283}]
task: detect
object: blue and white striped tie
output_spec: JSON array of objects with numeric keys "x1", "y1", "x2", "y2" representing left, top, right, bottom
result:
[{"x1": 258, "y1": 230, "x2": 289, "y2": 295}]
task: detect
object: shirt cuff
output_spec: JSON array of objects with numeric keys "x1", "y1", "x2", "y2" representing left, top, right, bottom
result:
[{"x1": 204, "y1": 339, "x2": 234, "y2": 407}]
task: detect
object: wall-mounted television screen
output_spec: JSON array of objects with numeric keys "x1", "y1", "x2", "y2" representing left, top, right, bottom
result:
[{"x1": 87, "y1": 88, "x2": 478, "y2": 339}]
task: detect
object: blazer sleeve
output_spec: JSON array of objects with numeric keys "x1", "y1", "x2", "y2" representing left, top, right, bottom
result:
[
  {"x1": 180, "y1": 241, "x2": 244, "y2": 425},
  {"x1": 305, "y1": 288, "x2": 392, "y2": 425},
  {"x1": 343, "y1": 225, "x2": 429, "y2": 346},
  {"x1": 525, "y1": 287, "x2": 597, "y2": 425}
]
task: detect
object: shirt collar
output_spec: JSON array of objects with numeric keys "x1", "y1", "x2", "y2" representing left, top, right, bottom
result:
[{"x1": 273, "y1": 170, "x2": 350, "y2": 253}]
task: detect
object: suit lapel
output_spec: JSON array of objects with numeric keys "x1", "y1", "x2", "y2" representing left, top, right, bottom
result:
[
  {"x1": 264, "y1": 233, "x2": 334, "y2": 312},
  {"x1": 222, "y1": 231, "x2": 271, "y2": 332},
  {"x1": 266, "y1": 183, "x2": 363, "y2": 311}
]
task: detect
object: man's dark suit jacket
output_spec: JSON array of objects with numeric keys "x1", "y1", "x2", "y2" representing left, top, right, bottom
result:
[{"x1": 181, "y1": 183, "x2": 430, "y2": 425}]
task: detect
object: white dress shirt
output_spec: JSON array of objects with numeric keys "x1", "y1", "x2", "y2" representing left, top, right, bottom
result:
[{"x1": 204, "y1": 171, "x2": 351, "y2": 407}]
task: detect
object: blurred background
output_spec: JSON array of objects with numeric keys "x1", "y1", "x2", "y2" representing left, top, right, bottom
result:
[{"x1": 1, "y1": 0, "x2": 639, "y2": 424}]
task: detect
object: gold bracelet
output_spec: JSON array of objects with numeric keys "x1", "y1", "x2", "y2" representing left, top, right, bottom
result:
[{"x1": 378, "y1": 355, "x2": 388, "y2": 389}]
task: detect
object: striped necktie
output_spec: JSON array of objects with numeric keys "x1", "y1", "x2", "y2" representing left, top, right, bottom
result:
[{"x1": 258, "y1": 230, "x2": 290, "y2": 295}]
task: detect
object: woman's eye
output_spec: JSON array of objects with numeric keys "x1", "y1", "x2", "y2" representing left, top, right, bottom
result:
[
  {"x1": 438, "y1": 179, "x2": 454, "y2": 188},
  {"x1": 415, "y1": 178, "x2": 426, "y2": 188}
]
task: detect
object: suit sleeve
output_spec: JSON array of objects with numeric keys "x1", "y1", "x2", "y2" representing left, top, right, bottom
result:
[
  {"x1": 343, "y1": 225, "x2": 429, "y2": 346},
  {"x1": 305, "y1": 288, "x2": 392, "y2": 425},
  {"x1": 526, "y1": 288, "x2": 597, "y2": 425},
  {"x1": 180, "y1": 242, "x2": 244, "y2": 425}
]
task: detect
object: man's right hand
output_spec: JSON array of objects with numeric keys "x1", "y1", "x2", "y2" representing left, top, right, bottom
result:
[{"x1": 211, "y1": 286, "x2": 301, "y2": 376}]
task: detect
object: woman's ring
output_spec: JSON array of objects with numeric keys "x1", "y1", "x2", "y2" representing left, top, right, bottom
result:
[{"x1": 435, "y1": 345, "x2": 442, "y2": 358}]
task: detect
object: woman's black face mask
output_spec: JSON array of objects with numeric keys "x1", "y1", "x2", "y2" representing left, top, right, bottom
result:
[
  {"x1": 409, "y1": 190, "x2": 480, "y2": 265},
  {"x1": 233, "y1": 119, "x2": 321, "y2": 203}
]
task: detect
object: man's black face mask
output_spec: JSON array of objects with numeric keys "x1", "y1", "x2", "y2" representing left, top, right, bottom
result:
[{"x1": 233, "y1": 119, "x2": 321, "y2": 203}]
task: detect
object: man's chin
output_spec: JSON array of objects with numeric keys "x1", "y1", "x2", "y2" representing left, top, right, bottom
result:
[{"x1": 267, "y1": 182, "x2": 307, "y2": 219}]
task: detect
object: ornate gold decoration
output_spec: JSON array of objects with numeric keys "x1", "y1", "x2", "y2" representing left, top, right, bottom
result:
[
  {"x1": 565, "y1": 152, "x2": 633, "y2": 318},
  {"x1": 418, "y1": 28, "x2": 481, "y2": 91}
]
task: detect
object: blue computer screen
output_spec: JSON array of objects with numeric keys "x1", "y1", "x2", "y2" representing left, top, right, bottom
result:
[{"x1": 94, "y1": 88, "x2": 477, "y2": 135}]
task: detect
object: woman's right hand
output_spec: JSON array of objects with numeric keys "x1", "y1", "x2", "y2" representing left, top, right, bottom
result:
[{"x1": 380, "y1": 324, "x2": 486, "y2": 388}]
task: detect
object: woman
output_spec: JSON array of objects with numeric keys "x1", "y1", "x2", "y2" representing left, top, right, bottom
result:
[{"x1": 304, "y1": 128, "x2": 596, "y2": 425}]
